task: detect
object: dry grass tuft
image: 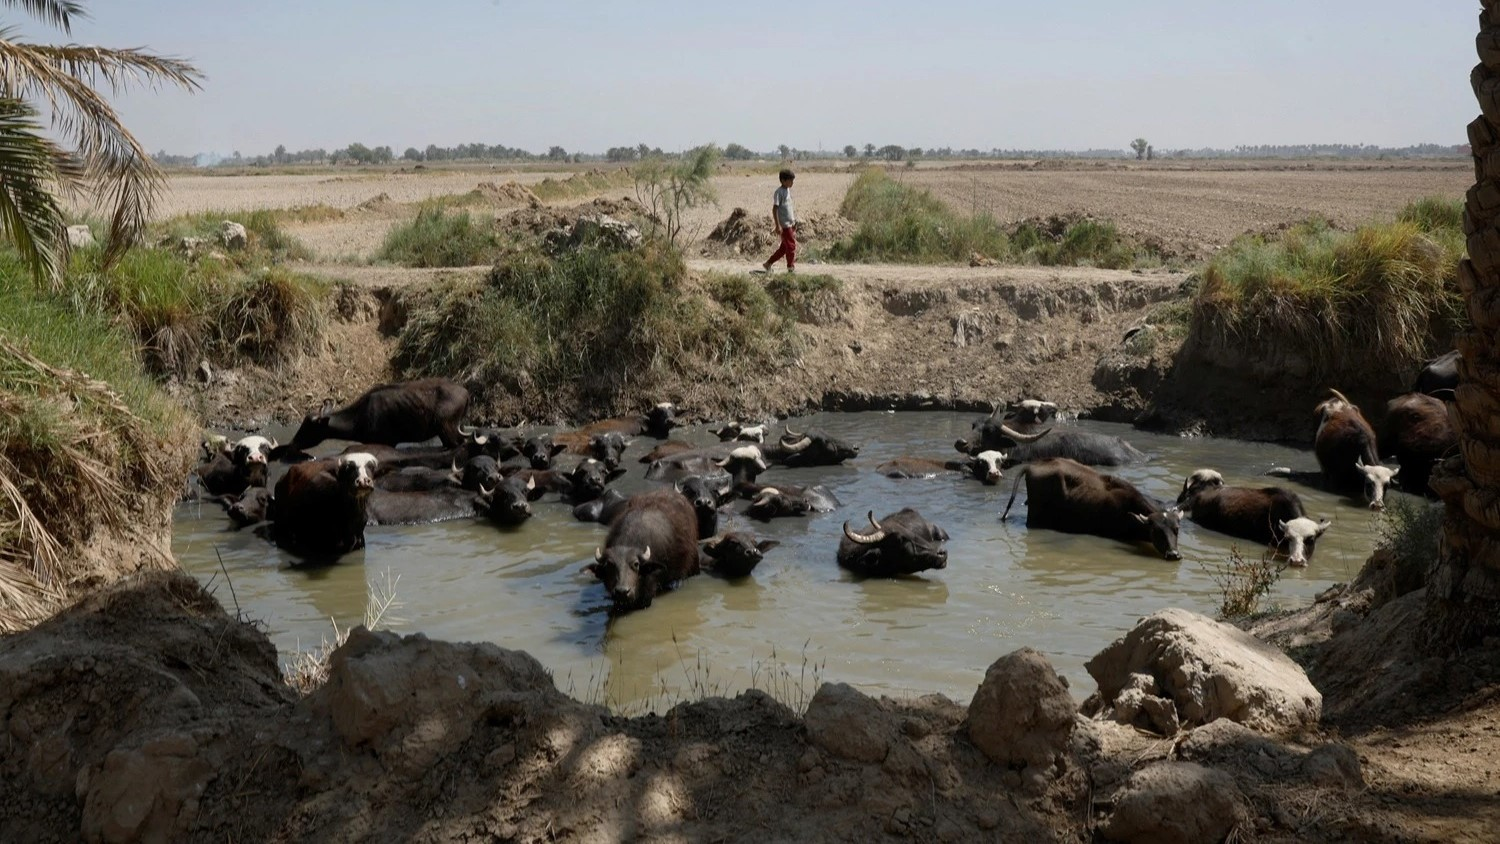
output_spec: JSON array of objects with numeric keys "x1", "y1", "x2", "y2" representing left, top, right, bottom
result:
[
  {"x1": 283, "y1": 569, "x2": 403, "y2": 694},
  {"x1": 1202, "y1": 545, "x2": 1288, "y2": 619}
]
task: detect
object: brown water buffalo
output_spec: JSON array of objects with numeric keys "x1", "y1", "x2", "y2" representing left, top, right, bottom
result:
[
  {"x1": 281, "y1": 378, "x2": 470, "y2": 455},
  {"x1": 1002, "y1": 457, "x2": 1183, "y2": 560},
  {"x1": 878, "y1": 450, "x2": 1006, "y2": 485},
  {"x1": 837, "y1": 509, "x2": 950, "y2": 577},
  {"x1": 217, "y1": 487, "x2": 272, "y2": 529},
  {"x1": 1380, "y1": 392, "x2": 1456, "y2": 497},
  {"x1": 1315, "y1": 388, "x2": 1397, "y2": 509},
  {"x1": 271, "y1": 453, "x2": 378, "y2": 558},
  {"x1": 1176, "y1": 469, "x2": 1331, "y2": 567},
  {"x1": 557, "y1": 403, "x2": 678, "y2": 454},
  {"x1": 700, "y1": 532, "x2": 779, "y2": 578},
  {"x1": 585, "y1": 490, "x2": 700, "y2": 612},
  {"x1": 194, "y1": 434, "x2": 274, "y2": 496}
]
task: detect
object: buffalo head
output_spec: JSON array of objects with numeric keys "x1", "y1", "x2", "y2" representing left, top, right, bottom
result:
[
  {"x1": 1131, "y1": 506, "x2": 1185, "y2": 561},
  {"x1": 587, "y1": 544, "x2": 665, "y2": 609},
  {"x1": 838, "y1": 509, "x2": 950, "y2": 576},
  {"x1": 775, "y1": 425, "x2": 859, "y2": 466}
]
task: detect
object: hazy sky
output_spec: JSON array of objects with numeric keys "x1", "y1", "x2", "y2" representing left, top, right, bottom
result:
[{"x1": 33, "y1": 1, "x2": 1479, "y2": 156}]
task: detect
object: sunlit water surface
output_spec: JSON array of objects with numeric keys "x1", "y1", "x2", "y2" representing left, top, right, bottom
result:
[{"x1": 174, "y1": 412, "x2": 1397, "y2": 709}]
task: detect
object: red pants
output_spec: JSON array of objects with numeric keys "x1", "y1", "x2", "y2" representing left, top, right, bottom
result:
[{"x1": 766, "y1": 225, "x2": 796, "y2": 269}]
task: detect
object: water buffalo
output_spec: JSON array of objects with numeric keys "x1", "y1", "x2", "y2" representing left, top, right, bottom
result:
[
  {"x1": 518, "y1": 433, "x2": 568, "y2": 469},
  {"x1": 716, "y1": 446, "x2": 770, "y2": 492},
  {"x1": 878, "y1": 450, "x2": 1006, "y2": 485},
  {"x1": 1315, "y1": 388, "x2": 1397, "y2": 509},
  {"x1": 761, "y1": 426, "x2": 860, "y2": 468},
  {"x1": 573, "y1": 488, "x2": 628, "y2": 524},
  {"x1": 194, "y1": 434, "x2": 274, "y2": 496},
  {"x1": 1176, "y1": 469, "x2": 1331, "y2": 566},
  {"x1": 1002, "y1": 457, "x2": 1184, "y2": 560},
  {"x1": 645, "y1": 445, "x2": 736, "y2": 481},
  {"x1": 676, "y1": 474, "x2": 736, "y2": 538},
  {"x1": 280, "y1": 378, "x2": 470, "y2": 455},
  {"x1": 585, "y1": 489, "x2": 700, "y2": 612},
  {"x1": 271, "y1": 453, "x2": 378, "y2": 558},
  {"x1": 1413, "y1": 350, "x2": 1459, "y2": 396},
  {"x1": 365, "y1": 486, "x2": 480, "y2": 526},
  {"x1": 477, "y1": 476, "x2": 536, "y2": 527},
  {"x1": 712, "y1": 422, "x2": 767, "y2": 443},
  {"x1": 374, "y1": 464, "x2": 460, "y2": 493},
  {"x1": 459, "y1": 456, "x2": 504, "y2": 491},
  {"x1": 217, "y1": 487, "x2": 272, "y2": 529},
  {"x1": 559, "y1": 403, "x2": 678, "y2": 453},
  {"x1": 588, "y1": 432, "x2": 630, "y2": 468},
  {"x1": 455, "y1": 425, "x2": 524, "y2": 461},
  {"x1": 700, "y1": 533, "x2": 779, "y2": 578},
  {"x1": 638, "y1": 439, "x2": 697, "y2": 464},
  {"x1": 563, "y1": 459, "x2": 628, "y2": 504},
  {"x1": 837, "y1": 509, "x2": 950, "y2": 577},
  {"x1": 1380, "y1": 392, "x2": 1456, "y2": 497},
  {"x1": 952, "y1": 407, "x2": 1052, "y2": 457},
  {"x1": 745, "y1": 484, "x2": 840, "y2": 521}
]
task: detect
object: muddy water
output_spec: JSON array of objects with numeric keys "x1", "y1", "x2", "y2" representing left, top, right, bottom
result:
[{"x1": 174, "y1": 413, "x2": 1400, "y2": 710}]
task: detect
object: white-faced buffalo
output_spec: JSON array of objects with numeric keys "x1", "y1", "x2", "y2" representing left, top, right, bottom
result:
[
  {"x1": 193, "y1": 434, "x2": 275, "y2": 496},
  {"x1": 365, "y1": 486, "x2": 480, "y2": 526},
  {"x1": 1176, "y1": 469, "x2": 1331, "y2": 567},
  {"x1": 1380, "y1": 392, "x2": 1456, "y2": 497},
  {"x1": 701, "y1": 532, "x2": 779, "y2": 578},
  {"x1": 1315, "y1": 388, "x2": 1397, "y2": 509},
  {"x1": 1003, "y1": 457, "x2": 1184, "y2": 560},
  {"x1": 271, "y1": 453, "x2": 378, "y2": 558},
  {"x1": 572, "y1": 488, "x2": 628, "y2": 524},
  {"x1": 712, "y1": 422, "x2": 767, "y2": 443},
  {"x1": 217, "y1": 487, "x2": 272, "y2": 529},
  {"x1": 585, "y1": 489, "x2": 700, "y2": 612},
  {"x1": 280, "y1": 378, "x2": 470, "y2": 455},
  {"x1": 837, "y1": 509, "x2": 950, "y2": 577},
  {"x1": 676, "y1": 475, "x2": 736, "y2": 538},
  {"x1": 1413, "y1": 350, "x2": 1459, "y2": 396},
  {"x1": 477, "y1": 476, "x2": 535, "y2": 527},
  {"x1": 761, "y1": 426, "x2": 859, "y2": 468},
  {"x1": 877, "y1": 450, "x2": 1006, "y2": 485},
  {"x1": 717, "y1": 446, "x2": 770, "y2": 490}
]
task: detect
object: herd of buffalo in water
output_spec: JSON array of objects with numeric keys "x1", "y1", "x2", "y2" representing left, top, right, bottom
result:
[{"x1": 189, "y1": 350, "x2": 1459, "y2": 614}]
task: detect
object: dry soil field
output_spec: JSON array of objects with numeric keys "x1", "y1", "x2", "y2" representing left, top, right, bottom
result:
[{"x1": 153, "y1": 159, "x2": 1471, "y2": 265}]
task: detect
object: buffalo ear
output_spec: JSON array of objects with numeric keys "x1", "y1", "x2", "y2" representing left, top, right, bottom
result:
[
  {"x1": 549, "y1": 442, "x2": 567, "y2": 457},
  {"x1": 582, "y1": 562, "x2": 600, "y2": 577},
  {"x1": 756, "y1": 540, "x2": 781, "y2": 553},
  {"x1": 1316, "y1": 519, "x2": 1332, "y2": 536},
  {"x1": 606, "y1": 467, "x2": 627, "y2": 483}
]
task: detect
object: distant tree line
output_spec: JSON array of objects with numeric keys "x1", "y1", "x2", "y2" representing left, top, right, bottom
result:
[{"x1": 152, "y1": 139, "x2": 1468, "y2": 169}]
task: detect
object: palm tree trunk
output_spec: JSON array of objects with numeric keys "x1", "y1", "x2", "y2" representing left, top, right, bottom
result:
[{"x1": 1424, "y1": 0, "x2": 1500, "y2": 649}]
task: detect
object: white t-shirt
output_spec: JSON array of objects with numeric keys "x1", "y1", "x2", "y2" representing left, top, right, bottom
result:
[{"x1": 773, "y1": 185, "x2": 795, "y2": 228}]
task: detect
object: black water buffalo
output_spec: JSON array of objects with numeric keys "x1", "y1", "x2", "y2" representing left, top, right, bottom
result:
[
  {"x1": 588, "y1": 432, "x2": 630, "y2": 468},
  {"x1": 280, "y1": 378, "x2": 470, "y2": 455},
  {"x1": 644, "y1": 445, "x2": 736, "y2": 481},
  {"x1": 271, "y1": 453, "x2": 378, "y2": 558},
  {"x1": 193, "y1": 434, "x2": 275, "y2": 496},
  {"x1": 455, "y1": 425, "x2": 524, "y2": 461},
  {"x1": 1315, "y1": 388, "x2": 1397, "y2": 509},
  {"x1": 459, "y1": 456, "x2": 504, "y2": 491},
  {"x1": 1380, "y1": 392, "x2": 1456, "y2": 497},
  {"x1": 1176, "y1": 469, "x2": 1331, "y2": 567},
  {"x1": 1413, "y1": 350, "x2": 1459, "y2": 396},
  {"x1": 573, "y1": 488, "x2": 629, "y2": 524},
  {"x1": 374, "y1": 464, "x2": 460, "y2": 493},
  {"x1": 477, "y1": 476, "x2": 535, "y2": 527},
  {"x1": 563, "y1": 459, "x2": 628, "y2": 504},
  {"x1": 217, "y1": 487, "x2": 272, "y2": 529},
  {"x1": 676, "y1": 475, "x2": 735, "y2": 538},
  {"x1": 518, "y1": 433, "x2": 567, "y2": 469},
  {"x1": 745, "y1": 484, "x2": 840, "y2": 521},
  {"x1": 760, "y1": 426, "x2": 860, "y2": 467},
  {"x1": 837, "y1": 509, "x2": 950, "y2": 577},
  {"x1": 364, "y1": 486, "x2": 479, "y2": 526},
  {"x1": 952, "y1": 407, "x2": 1052, "y2": 456},
  {"x1": 877, "y1": 450, "x2": 1006, "y2": 485},
  {"x1": 700, "y1": 532, "x2": 779, "y2": 578},
  {"x1": 959, "y1": 400, "x2": 1146, "y2": 466},
  {"x1": 338, "y1": 443, "x2": 463, "y2": 474},
  {"x1": 1003, "y1": 457, "x2": 1183, "y2": 560},
  {"x1": 712, "y1": 422, "x2": 767, "y2": 443},
  {"x1": 585, "y1": 489, "x2": 700, "y2": 612},
  {"x1": 716, "y1": 446, "x2": 770, "y2": 491}
]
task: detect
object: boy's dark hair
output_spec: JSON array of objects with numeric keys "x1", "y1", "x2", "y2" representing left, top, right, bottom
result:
[{"x1": 779, "y1": 169, "x2": 795, "y2": 181}]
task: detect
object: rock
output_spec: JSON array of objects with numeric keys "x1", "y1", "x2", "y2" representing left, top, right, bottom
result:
[
  {"x1": 952, "y1": 311, "x2": 985, "y2": 347},
  {"x1": 81, "y1": 732, "x2": 216, "y2": 844},
  {"x1": 803, "y1": 682, "x2": 893, "y2": 763},
  {"x1": 67, "y1": 224, "x2": 95, "y2": 249},
  {"x1": 1086, "y1": 608, "x2": 1322, "y2": 733},
  {"x1": 1301, "y1": 743, "x2": 1363, "y2": 789},
  {"x1": 310, "y1": 627, "x2": 568, "y2": 778},
  {"x1": 543, "y1": 214, "x2": 641, "y2": 254},
  {"x1": 966, "y1": 648, "x2": 1075, "y2": 779},
  {"x1": 218, "y1": 221, "x2": 248, "y2": 251},
  {"x1": 196, "y1": 360, "x2": 213, "y2": 384},
  {"x1": 1101, "y1": 761, "x2": 1249, "y2": 844}
]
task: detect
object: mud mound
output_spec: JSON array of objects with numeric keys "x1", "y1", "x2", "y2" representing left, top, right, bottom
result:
[
  {"x1": 474, "y1": 180, "x2": 541, "y2": 207},
  {"x1": 353, "y1": 191, "x2": 395, "y2": 213},
  {"x1": 494, "y1": 196, "x2": 649, "y2": 241},
  {"x1": 701, "y1": 207, "x2": 858, "y2": 256}
]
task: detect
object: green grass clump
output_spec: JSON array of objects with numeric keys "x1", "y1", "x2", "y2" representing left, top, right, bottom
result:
[
  {"x1": 395, "y1": 240, "x2": 798, "y2": 412},
  {"x1": 1011, "y1": 217, "x2": 1156, "y2": 269},
  {"x1": 156, "y1": 209, "x2": 313, "y2": 264},
  {"x1": 1376, "y1": 495, "x2": 1444, "y2": 597},
  {"x1": 378, "y1": 207, "x2": 505, "y2": 267},
  {"x1": 207, "y1": 268, "x2": 329, "y2": 368},
  {"x1": 830, "y1": 170, "x2": 1009, "y2": 263},
  {"x1": 1194, "y1": 200, "x2": 1465, "y2": 372},
  {"x1": 532, "y1": 169, "x2": 634, "y2": 202}
]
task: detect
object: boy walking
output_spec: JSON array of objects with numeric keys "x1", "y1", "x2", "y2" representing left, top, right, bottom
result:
[{"x1": 754, "y1": 169, "x2": 796, "y2": 274}]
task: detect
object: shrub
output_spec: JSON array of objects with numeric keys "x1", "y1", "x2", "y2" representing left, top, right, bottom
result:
[
  {"x1": 1204, "y1": 546, "x2": 1287, "y2": 618},
  {"x1": 206, "y1": 268, "x2": 329, "y2": 368},
  {"x1": 379, "y1": 207, "x2": 505, "y2": 267},
  {"x1": 1194, "y1": 201, "x2": 1465, "y2": 373},
  {"x1": 1376, "y1": 495, "x2": 1444, "y2": 595}
]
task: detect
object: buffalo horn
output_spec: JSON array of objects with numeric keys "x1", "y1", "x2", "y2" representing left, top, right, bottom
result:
[
  {"x1": 458, "y1": 424, "x2": 477, "y2": 436},
  {"x1": 318, "y1": 398, "x2": 335, "y2": 417},
  {"x1": 1327, "y1": 387, "x2": 1352, "y2": 405},
  {"x1": 479, "y1": 483, "x2": 495, "y2": 497},
  {"x1": 641, "y1": 546, "x2": 652, "y2": 562},
  {"x1": 594, "y1": 547, "x2": 604, "y2": 562},
  {"x1": 781, "y1": 435, "x2": 812, "y2": 453},
  {"x1": 782, "y1": 424, "x2": 803, "y2": 439},
  {"x1": 449, "y1": 455, "x2": 463, "y2": 481},
  {"x1": 842, "y1": 510, "x2": 886, "y2": 545},
  {"x1": 1000, "y1": 424, "x2": 1048, "y2": 444}
]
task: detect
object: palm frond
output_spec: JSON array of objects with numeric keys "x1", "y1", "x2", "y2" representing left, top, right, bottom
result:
[
  {"x1": 2, "y1": 0, "x2": 87, "y2": 34},
  {"x1": 0, "y1": 97, "x2": 79, "y2": 285},
  {"x1": 0, "y1": 33, "x2": 202, "y2": 266}
]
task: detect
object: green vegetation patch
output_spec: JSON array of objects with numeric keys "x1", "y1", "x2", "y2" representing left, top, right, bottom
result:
[
  {"x1": 394, "y1": 241, "x2": 801, "y2": 413},
  {"x1": 156, "y1": 209, "x2": 313, "y2": 264},
  {"x1": 532, "y1": 168, "x2": 634, "y2": 203},
  {"x1": 378, "y1": 207, "x2": 507, "y2": 268},
  {"x1": 1194, "y1": 198, "x2": 1465, "y2": 372},
  {"x1": 830, "y1": 170, "x2": 1159, "y2": 268}
]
